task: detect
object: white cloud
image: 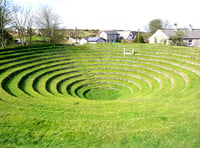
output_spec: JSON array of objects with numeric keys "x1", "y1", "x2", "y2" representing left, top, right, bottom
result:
[{"x1": 12, "y1": 0, "x2": 200, "y2": 30}]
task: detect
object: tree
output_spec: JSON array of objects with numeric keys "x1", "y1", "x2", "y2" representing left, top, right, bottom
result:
[
  {"x1": 26, "y1": 11, "x2": 34, "y2": 46},
  {"x1": 0, "y1": 0, "x2": 11, "y2": 47},
  {"x1": 162, "y1": 19, "x2": 171, "y2": 29},
  {"x1": 171, "y1": 31, "x2": 185, "y2": 46},
  {"x1": 149, "y1": 19, "x2": 162, "y2": 34},
  {"x1": 148, "y1": 19, "x2": 171, "y2": 34},
  {"x1": 11, "y1": 5, "x2": 33, "y2": 46},
  {"x1": 34, "y1": 6, "x2": 61, "y2": 43}
]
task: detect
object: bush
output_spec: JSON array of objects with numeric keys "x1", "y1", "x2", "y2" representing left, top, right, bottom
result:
[
  {"x1": 171, "y1": 31, "x2": 185, "y2": 46},
  {"x1": 128, "y1": 39, "x2": 134, "y2": 43},
  {"x1": 134, "y1": 35, "x2": 144, "y2": 43},
  {"x1": 120, "y1": 39, "x2": 127, "y2": 43}
]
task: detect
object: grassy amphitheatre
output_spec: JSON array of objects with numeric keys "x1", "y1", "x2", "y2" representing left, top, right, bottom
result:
[{"x1": 0, "y1": 43, "x2": 200, "y2": 147}]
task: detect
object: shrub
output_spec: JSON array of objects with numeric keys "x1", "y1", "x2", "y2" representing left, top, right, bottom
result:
[
  {"x1": 171, "y1": 31, "x2": 185, "y2": 46},
  {"x1": 120, "y1": 39, "x2": 127, "y2": 43},
  {"x1": 134, "y1": 35, "x2": 144, "y2": 43},
  {"x1": 154, "y1": 37, "x2": 157, "y2": 44}
]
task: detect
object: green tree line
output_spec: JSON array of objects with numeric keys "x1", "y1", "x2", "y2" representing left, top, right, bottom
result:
[{"x1": 0, "y1": 0, "x2": 62, "y2": 48}]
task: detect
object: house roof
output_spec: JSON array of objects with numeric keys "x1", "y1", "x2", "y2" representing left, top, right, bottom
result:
[
  {"x1": 103, "y1": 31, "x2": 119, "y2": 35},
  {"x1": 97, "y1": 30, "x2": 136, "y2": 38},
  {"x1": 117, "y1": 31, "x2": 134, "y2": 40},
  {"x1": 97, "y1": 30, "x2": 119, "y2": 36},
  {"x1": 85, "y1": 37, "x2": 105, "y2": 42},
  {"x1": 161, "y1": 29, "x2": 200, "y2": 39}
]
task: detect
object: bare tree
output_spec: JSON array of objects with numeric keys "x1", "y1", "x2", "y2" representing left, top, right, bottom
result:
[
  {"x1": 0, "y1": 0, "x2": 11, "y2": 47},
  {"x1": 51, "y1": 12, "x2": 62, "y2": 43},
  {"x1": 11, "y1": 5, "x2": 33, "y2": 46},
  {"x1": 26, "y1": 13, "x2": 34, "y2": 46},
  {"x1": 162, "y1": 20, "x2": 172, "y2": 29},
  {"x1": 35, "y1": 6, "x2": 61, "y2": 43}
]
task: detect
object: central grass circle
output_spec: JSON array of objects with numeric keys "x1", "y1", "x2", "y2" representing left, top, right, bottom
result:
[{"x1": 84, "y1": 88, "x2": 121, "y2": 100}]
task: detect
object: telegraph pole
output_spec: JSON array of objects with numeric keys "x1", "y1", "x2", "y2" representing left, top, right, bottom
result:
[
  {"x1": 138, "y1": 28, "x2": 140, "y2": 43},
  {"x1": 1, "y1": 15, "x2": 4, "y2": 48},
  {"x1": 75, "y1": 26, "x2": 78, "y2": 43}
]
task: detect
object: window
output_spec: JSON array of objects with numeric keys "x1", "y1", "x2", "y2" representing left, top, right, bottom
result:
[{"x1": 188, "y1": 40, "x2": 192, "y2": 46}]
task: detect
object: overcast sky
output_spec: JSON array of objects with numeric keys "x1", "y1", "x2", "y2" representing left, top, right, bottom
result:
[{"x1": 12, "y1": 0, "x2": 200, "y2": 31}]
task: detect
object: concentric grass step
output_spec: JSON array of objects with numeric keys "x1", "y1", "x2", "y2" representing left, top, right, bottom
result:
[{"x1": 0, "y1": 44, "x2": 200, "y2": 101}]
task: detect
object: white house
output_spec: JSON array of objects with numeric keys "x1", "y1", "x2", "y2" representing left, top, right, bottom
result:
[
  {"x1": 99, "y1": 30, "x2": 135, "y2": 43},
  {"x1": 80, "y1": 37, "x2": 106, "y2": 45},
  {"x1": 100, "y1": 31, "x2": 119, "y2": 43},
  {"x1": 69, "y1": 37, "x2": 80, "y2": 44},
  {"x1": 149, "y1": 26, "x2": 200, "y2": 47},
  {"x1": 149, "y1": 29, "x2": 169, "y2": 44}
]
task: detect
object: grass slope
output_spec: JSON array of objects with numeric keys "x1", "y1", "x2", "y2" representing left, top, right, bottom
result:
[{"x1": 0, "y1": 43, "x2": 200, "y2": 147}]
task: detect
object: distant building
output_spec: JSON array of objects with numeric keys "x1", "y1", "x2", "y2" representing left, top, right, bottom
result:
[
  {"x1": 69, "y1": 37, "x2": 79, "y2": 44},
  {"x1": 80, "y1": 37, "x2": 106, "y2": 45},
  {"x1": 149, "y1": 25, "x2": 200, "y2": 47},
  {"x1": 98, "y1": 30, "x2": 135, "y2": 43},
  {"x1": 34, "y1": 29, "x2": 41, "y2": 35},
  {"x1": 99, "y1": 31, "x2": 119, "y2": 43},
  {"x1": 15, "y1": 38, "x2": 27, "y2": 44},
  {"x1": 117, "y1": 30, "x2": 136, "y2": 41},
  {"x1": 80, "y1": 30, "x2": 136, "y2": 44}
]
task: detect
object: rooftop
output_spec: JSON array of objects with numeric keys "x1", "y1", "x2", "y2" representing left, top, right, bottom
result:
[
  {"x1": 161, "y1": 29, "x2": 200, "y2": 39},
  {"x1": 85, "y1": 37, "x2": 105, "y2": 42}
]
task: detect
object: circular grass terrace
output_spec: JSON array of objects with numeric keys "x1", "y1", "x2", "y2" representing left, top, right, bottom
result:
[{"x1": 0, "y1": 44, "x2": 200, "y2": 147}]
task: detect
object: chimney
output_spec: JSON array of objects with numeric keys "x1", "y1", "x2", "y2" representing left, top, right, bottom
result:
[
  {"x1": 174, "y1": 23, "x2": 178, "y2": 31},
  {"x1": 189, "y1": 24, "x2": 193, "y2": 31}
]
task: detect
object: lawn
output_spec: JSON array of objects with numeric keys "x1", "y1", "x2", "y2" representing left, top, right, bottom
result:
[{"x1": 0, "y1": 43, "x2": 200, "y2": 147}]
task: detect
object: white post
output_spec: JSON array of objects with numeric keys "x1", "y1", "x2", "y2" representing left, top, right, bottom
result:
[
  {"x1": 124, "y1": 48, "x2": 126, "y2": 55},
  {"x1": 132, "y1": 48, "x2": 135, "y2": 55}
]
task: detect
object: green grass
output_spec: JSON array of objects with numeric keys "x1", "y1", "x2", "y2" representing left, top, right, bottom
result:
[
  {"x1": 0, "y1": 43, "x2": 200, "y2": 147},
  {"x1": 85, "y1": 87, "x2": 121, "y2": 100}
]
